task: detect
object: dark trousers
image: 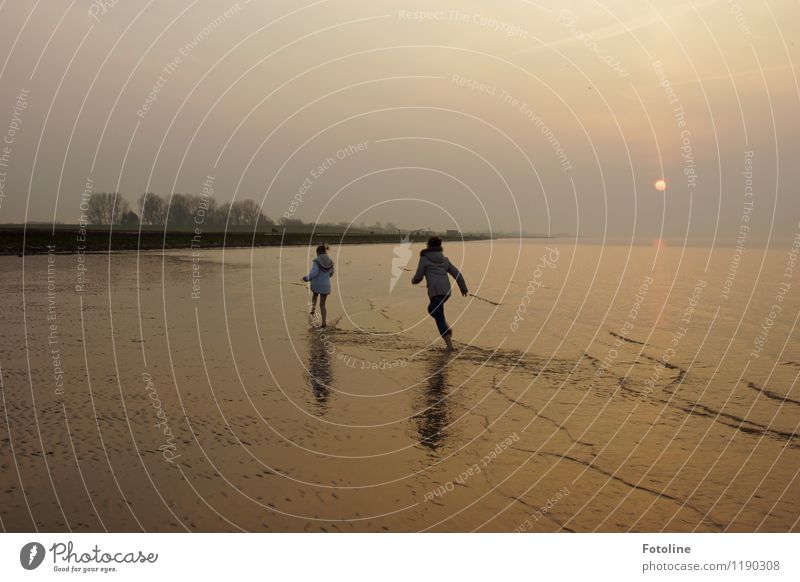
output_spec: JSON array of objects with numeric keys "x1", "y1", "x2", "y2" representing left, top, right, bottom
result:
[{"x1": 427, "y1": 294, "x2": 451, "y2": 337}]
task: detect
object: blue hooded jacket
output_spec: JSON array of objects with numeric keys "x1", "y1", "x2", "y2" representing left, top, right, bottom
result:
[{"x1": 304, "y1": 253, "x2": 334, "y2": 294}]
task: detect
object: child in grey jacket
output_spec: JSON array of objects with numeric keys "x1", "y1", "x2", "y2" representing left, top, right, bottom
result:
[{"x1": 411, "y1": 236, "x2": 468, "y2": 350}]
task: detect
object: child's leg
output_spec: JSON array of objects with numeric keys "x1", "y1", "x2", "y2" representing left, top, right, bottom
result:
[
  {"x1": 428, "y1": 295, "x2": 453, "y2": 350},
  {"x1": 427, "y1": 295, "x2": 450, "y2": 337},
  {"x1": 319, "y1": 294, "x2": 328, "y2": 327},
  {"x1": 310, "y1": 293, "x2": 319, "y2": 315}
]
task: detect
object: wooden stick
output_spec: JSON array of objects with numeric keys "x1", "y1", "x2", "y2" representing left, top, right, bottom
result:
[{"x1": 469, "y1": 293, "x2": 502, "y2": 306}]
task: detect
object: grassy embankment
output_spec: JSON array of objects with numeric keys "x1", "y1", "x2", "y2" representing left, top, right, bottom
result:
[{"x1": 0, "y1": 225, "x2": 493, "y2": 255}]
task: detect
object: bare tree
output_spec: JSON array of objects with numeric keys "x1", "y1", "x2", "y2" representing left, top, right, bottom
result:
[
  {"x1": 227, "y1": 201, "x2": 245, "y2": 226},
  {"x1": 87, "y1": 192, "x2": 128, "y2": 224},
  {"x1": 194, "y1": 196, "x2": 218, "y2": 227},
  {"x1": 138, "y1": 192, "x2": 167, "y2": 225},
  {"x1": 232, "y1": 199, "x2": 260, "y2": 225},
  {"x1": 166, "y1": 193, "x2": 193, "y2": 227}
]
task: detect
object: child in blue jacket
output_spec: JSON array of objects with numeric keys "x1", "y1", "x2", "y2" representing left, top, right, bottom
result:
[{"x1": 303, "y1": 245, "x2": 335, "y2": 327}]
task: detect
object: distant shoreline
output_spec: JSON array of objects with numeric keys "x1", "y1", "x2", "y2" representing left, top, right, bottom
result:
[{"x1": 0, "y1": 226, "x2": 501, "y2": 255}]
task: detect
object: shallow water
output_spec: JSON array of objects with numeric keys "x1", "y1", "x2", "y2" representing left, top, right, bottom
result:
[{"x1": 1, "y1": 239, "x2": 798, "y2": 532}]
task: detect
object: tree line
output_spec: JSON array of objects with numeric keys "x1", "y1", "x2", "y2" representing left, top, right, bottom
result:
[
  {"x1": 85, "y1": 192, "x2": 274, "y2": 228},
  {"x1": 85, "y1": 192, "x2": 402, "y2": 233}
]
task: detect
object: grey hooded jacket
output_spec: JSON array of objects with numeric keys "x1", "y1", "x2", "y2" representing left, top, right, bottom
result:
[{"x1": 411, "y1": 247, "x2": 468, "y2": 298}]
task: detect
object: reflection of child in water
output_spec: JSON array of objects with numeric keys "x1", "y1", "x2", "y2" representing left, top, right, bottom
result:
[
  {"x1": 303, "y1": 245, "x2": 334, "y2": 327},
  {"x1": 307, "y1": 334, "x2": 332, "y2": 410}
]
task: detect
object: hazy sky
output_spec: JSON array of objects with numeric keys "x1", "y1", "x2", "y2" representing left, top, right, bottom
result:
[{"x1": 0, "y1": 0, "x2": 797, "y2": 241}]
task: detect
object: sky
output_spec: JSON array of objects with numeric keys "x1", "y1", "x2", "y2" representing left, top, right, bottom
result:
[{"x1": 0, "y1": 0, "x2": 797, "y2": 242}]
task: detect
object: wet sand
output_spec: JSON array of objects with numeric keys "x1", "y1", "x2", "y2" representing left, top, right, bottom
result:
[{"x1": 1, "y1": 240, "x2": 798, "y2": 532}]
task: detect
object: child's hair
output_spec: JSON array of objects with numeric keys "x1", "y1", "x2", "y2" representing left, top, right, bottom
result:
[
  {"x1": 315, "y1": 244, "x2": 328, "y2": 255},
  {"x1": 427, "y1": 236, "x2": 442, "y2": 248}
]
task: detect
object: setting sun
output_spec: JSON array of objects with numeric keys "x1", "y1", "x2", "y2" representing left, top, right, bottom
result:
[{"x1": 655, "y1": 179, "x2": 667, "y2": 192}]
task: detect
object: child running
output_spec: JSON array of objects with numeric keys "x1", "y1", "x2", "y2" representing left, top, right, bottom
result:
[{"x1": 411, "y1": 236, "x2": 468, "y2": 350}]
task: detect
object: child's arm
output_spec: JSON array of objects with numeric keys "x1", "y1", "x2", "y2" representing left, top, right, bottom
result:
[
  {"x1": 447, "y1": 262, "x2": 468, "y2": 296},
  {"x1": 303, "y1": 262, "x2": 319, "y2": 282},
  {"x1": 411, "y1": 257, "x2": 426, "y2": 285}
]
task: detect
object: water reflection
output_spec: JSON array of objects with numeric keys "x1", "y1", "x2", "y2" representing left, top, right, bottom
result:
[
  {"x1": 413, "y1": 352, "x2": 453, "y2": 452},
  {"x1": 307, "y1": 332, "x2": 333, "y2": 413}
]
